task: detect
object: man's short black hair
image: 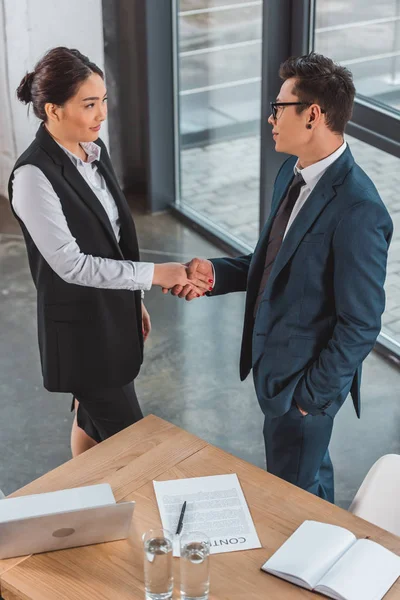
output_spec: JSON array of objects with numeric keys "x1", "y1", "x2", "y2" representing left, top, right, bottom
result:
[{"x1": 279, "y1": 52, "x2": 355, "y2": 134}]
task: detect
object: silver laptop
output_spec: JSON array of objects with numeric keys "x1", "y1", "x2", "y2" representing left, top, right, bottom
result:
[{"x1": 0, "y1": 500, "x2": 135, "y2": 559}]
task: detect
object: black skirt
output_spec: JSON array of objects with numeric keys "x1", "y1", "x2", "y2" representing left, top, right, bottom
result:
[{"x1": 70, "y1": 380, "x2": 143, "y2": 443}]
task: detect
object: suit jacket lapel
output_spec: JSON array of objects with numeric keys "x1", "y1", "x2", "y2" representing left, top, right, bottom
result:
[
  {"x1": 63, "y1": 159, "x2": 124, "y2": 256},
  {"x1": 266, "y1": 147, "x2": 355, "y2": 291},
  {"x1": 36, "y1": 125, "x2": 124, "y2": 258}
]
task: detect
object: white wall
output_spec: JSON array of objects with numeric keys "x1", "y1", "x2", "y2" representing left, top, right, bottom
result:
[
  {"x1": 0, "y1": 0, "x2": 108, "y2": 197},
  {"x1": 0, "y1": 0, "x2": 17, "y2": 198}
]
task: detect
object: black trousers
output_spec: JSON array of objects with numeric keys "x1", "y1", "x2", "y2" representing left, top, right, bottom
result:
[{"x1": 71, "y1": 381, "x2": 143, "y2": 443}]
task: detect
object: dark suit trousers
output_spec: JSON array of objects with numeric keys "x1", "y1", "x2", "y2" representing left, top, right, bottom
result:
[{"x1": 263, "y1": 403, "x2": 335, "y2": 502}]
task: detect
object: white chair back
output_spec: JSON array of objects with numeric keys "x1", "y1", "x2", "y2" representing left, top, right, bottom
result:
[{"x1": 349, "y1": 454, "x2": 400, "y2": 537}]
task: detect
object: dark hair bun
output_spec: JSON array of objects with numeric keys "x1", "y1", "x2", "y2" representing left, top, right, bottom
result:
[
  {"x1": 16, "y1": 48, "x2": 104, "y2": 121},
  {"x1": 16, "y1": 72, "x2": 35, "y2": 104}
]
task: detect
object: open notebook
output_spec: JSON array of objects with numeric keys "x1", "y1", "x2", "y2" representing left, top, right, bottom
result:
[{"x1": 261, "y1": 520, "x2": 400, "y2": 600}]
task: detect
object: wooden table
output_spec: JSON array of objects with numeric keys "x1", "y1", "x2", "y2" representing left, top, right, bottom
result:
[{"x1": 0, "y1": 415, "x2": 399, "y2": 599}]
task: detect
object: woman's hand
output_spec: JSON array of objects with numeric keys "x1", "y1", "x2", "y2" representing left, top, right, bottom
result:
[
  {"x1": 152, "y1": 262, "x2": 212, "y2": 294},
  {"x1": 141, "y1": 301, "x2": 151, "y2": 342}
]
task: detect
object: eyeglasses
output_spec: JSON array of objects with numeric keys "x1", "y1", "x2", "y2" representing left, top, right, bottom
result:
[{"x1": 270, "y1": 101, "x2": 326, "y2": 120}]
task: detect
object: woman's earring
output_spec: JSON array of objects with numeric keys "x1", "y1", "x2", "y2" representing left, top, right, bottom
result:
[{"x1": 306, "y1": 124, "x2": 312, "y2": 129}]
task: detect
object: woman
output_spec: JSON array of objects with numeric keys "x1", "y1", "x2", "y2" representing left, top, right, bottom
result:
[{"x1": 9, "y1": 47, "x2": 211, "y2": 456}]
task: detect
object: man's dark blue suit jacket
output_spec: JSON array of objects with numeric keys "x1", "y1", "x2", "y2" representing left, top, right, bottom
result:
[{"x1": 211, "y1": 146, "x2": 393, "y2": 419}]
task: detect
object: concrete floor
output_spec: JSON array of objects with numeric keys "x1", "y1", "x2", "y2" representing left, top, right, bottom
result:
[{"x1": 0, "y1": 197, "x2": 399, "y2": 509}]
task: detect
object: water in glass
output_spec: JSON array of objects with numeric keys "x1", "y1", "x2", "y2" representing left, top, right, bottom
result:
[
  {"x1": 143, "y1": 536, "x2": 173, "y2": 600},
  {"x1": 180, "y1": 540, "x2": 210, "y2": 600}
]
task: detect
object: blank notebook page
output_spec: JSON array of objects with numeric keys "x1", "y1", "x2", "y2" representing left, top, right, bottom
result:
[
  {"x1": 264, "y1": 521, "x2": 356, "y2": 589},
  {"x1": 316, "y1": 538, "x2": 400, "y2": 600}
]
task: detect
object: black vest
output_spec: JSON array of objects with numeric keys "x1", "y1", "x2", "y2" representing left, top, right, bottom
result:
[{"x1": 8, "y1": 125, "x2": 143, "y2": 392}]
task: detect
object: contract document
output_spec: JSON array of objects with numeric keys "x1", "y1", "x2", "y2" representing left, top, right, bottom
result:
[{"x1": 153, "y1": 474, "x2": 261, "y2": 555}]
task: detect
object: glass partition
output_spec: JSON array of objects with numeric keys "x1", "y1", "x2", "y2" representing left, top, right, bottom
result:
[
  {"x1": 315, "y1": 0, "x2": 400, "y2": 112},
  {"x1": 175, "y1": 0, "x2": 263, "y2": 248},
  {"x1": 315, "y1": 0, "x2": 400, "y2": 355}
]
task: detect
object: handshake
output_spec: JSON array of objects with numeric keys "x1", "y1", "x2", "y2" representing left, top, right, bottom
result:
[{"x1": 153, "y1": 258, "x2": 213, "y2": 300}]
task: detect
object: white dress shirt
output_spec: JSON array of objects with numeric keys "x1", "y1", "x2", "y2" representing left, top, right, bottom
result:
[
  {"x1": 12, "y1": 140, "x2": 154, "y2": 291},
  {"x1": 284, "y1": 141, "x2": 347, "y2": 237}
]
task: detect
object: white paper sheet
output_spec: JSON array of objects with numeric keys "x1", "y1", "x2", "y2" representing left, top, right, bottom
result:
[{"x1": 153, "y1": 474, "x2": 261, "y2": 555}]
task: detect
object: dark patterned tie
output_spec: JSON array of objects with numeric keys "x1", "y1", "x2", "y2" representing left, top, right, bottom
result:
[{"x1": 254, "y1": 172, "x2": 306, "y2": 317}]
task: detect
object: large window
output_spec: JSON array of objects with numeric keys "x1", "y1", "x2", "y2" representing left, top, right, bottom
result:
[
  {"x1": 346, "y1": 135, "x2": 400, "y2": 342},
  {"x1": 175, "y1": 0, "x2": 263, "y2": 248},
  {"x1": 173, "y1": 1, "x2": 400, "y2": 358},
  {"x1": 315, "y1": 0, "x2": 400, "y2": 112},
  {"x1": 315, "y1": 0, "x2": 400, "y2": 356}
]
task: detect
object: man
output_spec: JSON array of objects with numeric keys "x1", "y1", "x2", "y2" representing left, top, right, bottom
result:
[{"x1": 167, "y1": 53, "x2": 393, "y2": 503}]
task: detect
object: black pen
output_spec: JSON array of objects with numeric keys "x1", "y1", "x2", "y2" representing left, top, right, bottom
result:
[{"x1": 175, "y1": 501, "x2": 187, "y2": 535}]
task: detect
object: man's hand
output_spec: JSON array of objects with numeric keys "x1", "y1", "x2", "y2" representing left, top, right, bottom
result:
[
  {"x1": 162, "y1": 258, "x2": 214, "y2": 301},
  {"x1": 141, "y1": 301, "x2": 151, "y2": 342},
  {"x1": 296, "y1": 403, "x2": 308, "y2": 416}
]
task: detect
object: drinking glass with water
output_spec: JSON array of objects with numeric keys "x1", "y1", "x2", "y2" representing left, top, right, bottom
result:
[
  {"x1": 180, "y1": 531, "x2": 210, "y2": 600},
  {"x1": 142, "y1": 528, "x2": 173, "y2": 600}
]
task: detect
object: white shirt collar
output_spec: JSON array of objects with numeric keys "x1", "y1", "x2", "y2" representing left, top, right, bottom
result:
[
  {"x1": 56, "y1": 140, "x2": 101, "y2": 166},
  {"x1": 294, "y1": 141, "x2": 347, "y2": 189}
]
